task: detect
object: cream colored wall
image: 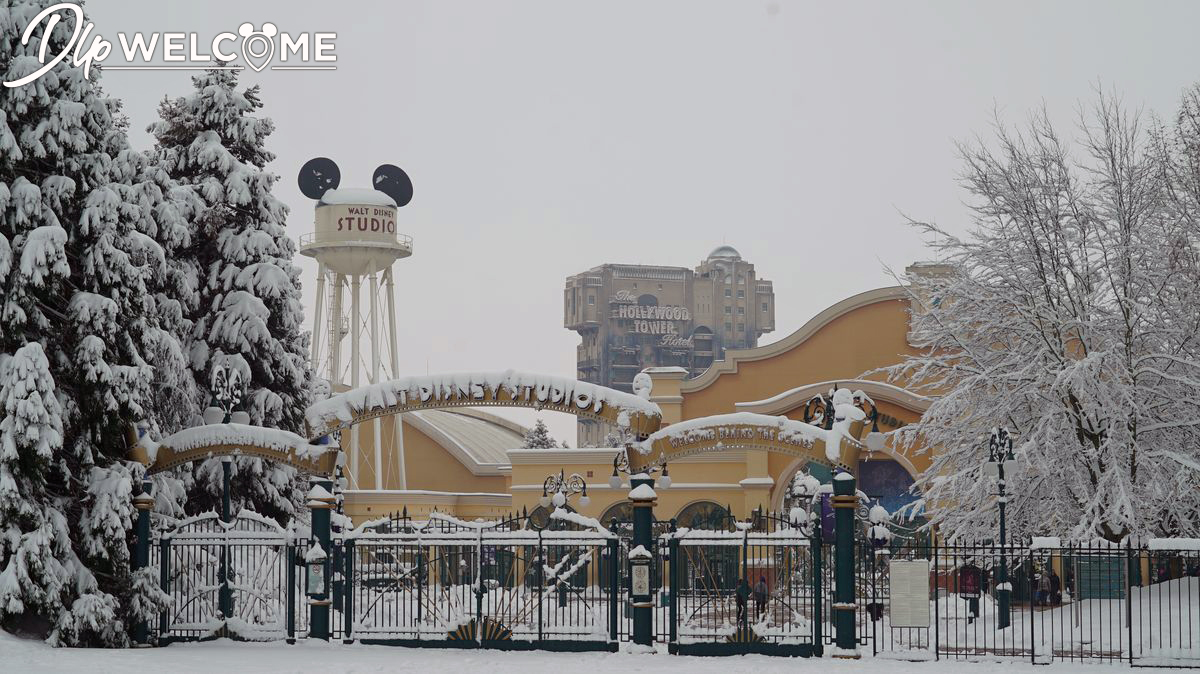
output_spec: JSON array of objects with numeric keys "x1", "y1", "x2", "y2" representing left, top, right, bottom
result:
[
  {"x1": 343, "y1": 490, "x2": 513, "y2": 523},
  {"x1": 509, "y1": 449, "x2": 754, "y2": 520},
  {"x1": 681, "y1": 294, "x2": 919, "y2": 420},
  {"x1": 341, "y1": 414, "x2": 508, "y2": 494}
]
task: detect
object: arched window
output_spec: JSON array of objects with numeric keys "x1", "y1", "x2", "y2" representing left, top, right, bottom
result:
[
  {"x1": 599, "y1": 500, "x2": 634, "y2": 528},
  {"x1": 637, "y1": 294, "x2": 658, "y2": 307},
  {"x1": 528, "y1": 504, "x2": 578, "y2": 531},
  {"x1": 675, "y1": 501, "x2": 737, "y2": 591},
  {"x1": 675, "y1": 501, "x2": 731, "y2": 531}
]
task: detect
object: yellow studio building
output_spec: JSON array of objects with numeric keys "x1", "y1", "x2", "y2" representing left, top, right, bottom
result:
[{"x1": 337, "y1": 271, "x2": 939, "y2": 529}]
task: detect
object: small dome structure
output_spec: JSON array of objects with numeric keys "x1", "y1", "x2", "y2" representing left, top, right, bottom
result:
[{"x1": 707, "y1": 245, "x2": 742, "y2": 261}]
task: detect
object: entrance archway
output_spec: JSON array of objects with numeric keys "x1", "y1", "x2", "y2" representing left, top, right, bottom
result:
[
  {"x1": 126, "y1": 424, "x2": 338, "y2": 476},
  {"x1": 306, "y1": 371, "x2": 663, "y2": 439},
  {"x1": 626, "y1": 410, "x2": 874, "y2": 475}
]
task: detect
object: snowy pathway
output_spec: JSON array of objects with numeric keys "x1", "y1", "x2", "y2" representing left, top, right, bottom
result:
[{"x1": 0, "y1": 632, "x2": 1182, "y2": 674}]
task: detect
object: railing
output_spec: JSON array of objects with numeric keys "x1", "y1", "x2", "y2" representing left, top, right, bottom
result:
[
  {"x1": 298, "y1": 231, "x2": 413, "y2": 249},
  {"x1": 865, "y1": 539, "x2": 1200, "y2": 667}
]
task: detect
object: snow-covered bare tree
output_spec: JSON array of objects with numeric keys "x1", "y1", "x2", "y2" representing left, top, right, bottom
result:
[
  {"x1": 149, "y1": 66, "x2": 311, "y2": 523},
  {"x1": 886, "y1": 91, "x2": 1200, "y2": 542},
  {"x1": 0, "y1": 0, "x2": 174, "y2": 643},
  {"x1": 522, "y1": 420, "x2": 559, "y2": 449}
]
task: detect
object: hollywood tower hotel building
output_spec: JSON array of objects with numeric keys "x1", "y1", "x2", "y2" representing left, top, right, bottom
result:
[{"x1": 565, "y1": 246, "x2": 775, "y2": 446}]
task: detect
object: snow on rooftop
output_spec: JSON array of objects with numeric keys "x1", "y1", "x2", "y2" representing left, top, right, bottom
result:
[
  {"x1": 319, "y1": 188, "x2": 396, "y2": 207},
  {"x1": 642, "y1": 366, "x2": 689, "y2": 374}
]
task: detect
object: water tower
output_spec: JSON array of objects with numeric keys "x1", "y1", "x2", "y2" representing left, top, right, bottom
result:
[{"x1": 297, "y1": 158, "x2": 414, "y2": 490}]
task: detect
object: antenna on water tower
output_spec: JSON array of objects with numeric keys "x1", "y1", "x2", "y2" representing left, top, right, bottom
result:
[{"x1": 298, "y1": 157, "x2": 414, "y2": 491}]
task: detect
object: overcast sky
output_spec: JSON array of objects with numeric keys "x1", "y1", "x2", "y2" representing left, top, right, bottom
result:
[{"x1": 90, "y1": 0, "x2": 1200, "y2": 444}]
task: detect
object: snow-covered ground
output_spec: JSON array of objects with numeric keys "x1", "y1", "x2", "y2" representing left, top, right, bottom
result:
[{"x1": 0, "y1": 631, "x2": 1185, "y2": 674}]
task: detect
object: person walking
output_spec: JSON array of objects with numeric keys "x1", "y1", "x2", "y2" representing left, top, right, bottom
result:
[
  {"x1": 753, "y1": 575, "x2": 769, "y2": 620},
  {"x1": 1037, "y1": 571, "x2": 1051, "y2": 606},
  {"x1": 1049, "y1": 570, "x2": 1062, "y2": 605},
  {"x1": 735, "y1": 577, "x2": 750, "y2": 626}
]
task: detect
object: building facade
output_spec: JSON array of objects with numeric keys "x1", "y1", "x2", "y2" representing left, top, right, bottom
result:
[
  {"x1": 339, "y1": 279, "x2": 933, "y2": 527},
  {"x1": 563, "y1": 246, "x2": 775, "y2": 446}
]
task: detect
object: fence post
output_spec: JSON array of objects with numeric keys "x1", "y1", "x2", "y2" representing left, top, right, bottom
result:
[
  {"x1": 932, "y1": 535, "x2": 938, "y2": 660},
  {"x1": 1126, "y1": 540, "x2": 1134, "y2": 665},
  {"x1": 668, "y1": 535, "x2": 679, "y2": 648},
  {"x1": 159, "y1": 536, "x2": 170, "y2": 640},
  {"x1": 629, "y1": 476, "x2": 657, "y2": 650},
  {"x1": 537, "y1": 530, "x2": 544, "y2": 644},
  {"x1": 832, "y1": 474, "x2": 859, "y2": 658},
  {"x1": 811, "y1": 513, "x2": 823, "y2": 657},
  {"x1": 286, "y1": 543, "x2": 296, "y2": 644},
  {"x1": 344, "y1": 538, "x2": 354, "y2": 644},
  {"x1": 307, "y1": 478, "x2": 334, "y2": 640},
  {"x1": 608, "y1": 537, "x2": 619, "y2": 645},
  {"x1": 133, "y1": 479, "x2": 154, "y2": 646},
  {"x1": 219, "y1": 458, "x2": 233, "y2": 626}
]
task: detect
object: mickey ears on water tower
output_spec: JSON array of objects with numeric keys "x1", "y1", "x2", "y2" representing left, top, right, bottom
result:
[
  {"x1": 297, "y1": 157, "x2": 340, "y2": 199},
  {"x1": 297, "y1": 157, "x2": 413, "y2": 207}
]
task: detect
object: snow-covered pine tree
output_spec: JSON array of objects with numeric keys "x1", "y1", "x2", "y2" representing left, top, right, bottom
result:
[
  {"x1": 886, "y1": 91, "x2": 1200, "y2": 542},
  {"x1": 1, "y1": 0, "x2": 174, "y2": 643},
  {"x1": 149, "y1": 66, "x2": 311, "y2": 523},
  {"x1": 522, "y1": 419, "x2": 559, "y2": 448}
]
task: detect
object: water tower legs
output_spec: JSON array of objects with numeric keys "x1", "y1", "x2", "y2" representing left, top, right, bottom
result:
[{"x1": 385, "y1": 268, "x2": 407, "y2": 489}]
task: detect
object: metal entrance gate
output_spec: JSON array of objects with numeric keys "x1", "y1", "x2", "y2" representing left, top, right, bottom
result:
[
  {"x1": 151, "y1": 511, "x2": 304, "y2": 643},
  {"x1": 344, "y1": 511, "x2": 620, "y2": 651},
  {"x1": 665, "y1": 512, "x2": 823, "y2": 656}
]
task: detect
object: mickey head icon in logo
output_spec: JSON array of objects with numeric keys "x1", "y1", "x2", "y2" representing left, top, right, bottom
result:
[
  {"x1": 239, "y1": 22, "x2": 278, "y2": 72},
  {"x1": 298, "y1": 157, "x2": 414, "y2": 207}
]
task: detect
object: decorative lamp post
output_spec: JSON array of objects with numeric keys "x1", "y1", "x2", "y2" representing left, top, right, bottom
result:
[
  {"x1": 608, "y1": 452, "x2": 669, "y2": 489},
  {"x1": 540, "y1": 469, "x2": 590, "y2": 509},
  {"x1": 206, "y1": 362, "x2": 246, "y2": 626},
  {"x1": 207, "y1": 363, "x2": 248, "y2": 523},
  {"x1": 984, "y1": 427, "x2": 1016, "y2": 629}
]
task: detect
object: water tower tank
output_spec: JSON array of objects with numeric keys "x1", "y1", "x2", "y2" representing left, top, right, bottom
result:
[{"x1": 298, "y1": 187, "x2": 413, "y2": 274}]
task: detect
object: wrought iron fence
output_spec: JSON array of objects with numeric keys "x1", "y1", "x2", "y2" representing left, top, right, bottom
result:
[
  {"x1": 342, "y1": 509, "x2": 619, "y2": 651},
  {"x1": 661, "y1": 511, "x2": 821, "y2": 656},
  {"x1": 863, "y1": 539, "x2": 1200, "y2": 667},
  {"x1": 145, "y1": 506, "x2": 1200, "y2": 667}
]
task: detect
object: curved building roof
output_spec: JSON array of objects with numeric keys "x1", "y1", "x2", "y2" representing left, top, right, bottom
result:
[
  {"x1": 404, "y1": 408, "x2": 528, "y2": 475},
  {"x1": 707, "y1": 245, "x2": 742, "y2": 261}
]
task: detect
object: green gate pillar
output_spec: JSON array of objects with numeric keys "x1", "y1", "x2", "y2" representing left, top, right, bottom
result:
[
  {"x1": 307, "y1": 478, "x2": 335, "y2": 641},
  {"x1": 218, "y1": 457, "x2": 234, "y2": 623},
  {"x1": 133, "y1": 479, "x2": 154, "y2": 646},
  {"x1": 629, "y1": 476, "x2": 657, "y2": 650},
  {"x1": 832, "y1": 474, "x2": 859, "y2": 658}
]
